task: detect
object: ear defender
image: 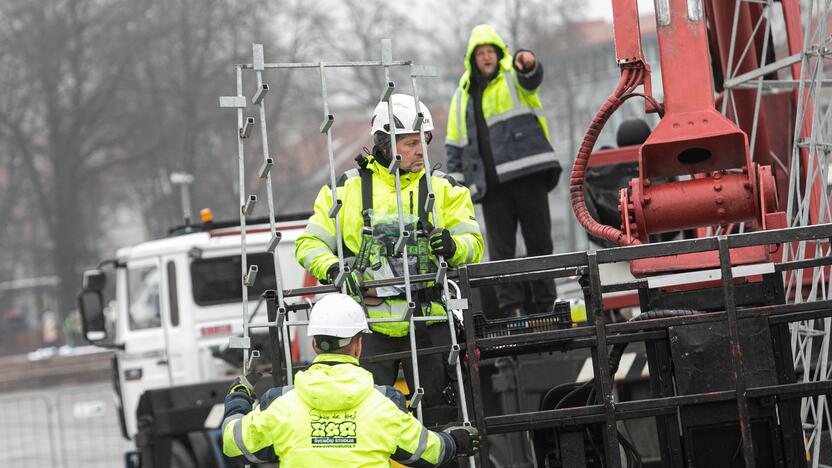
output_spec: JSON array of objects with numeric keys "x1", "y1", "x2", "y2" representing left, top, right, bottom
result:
[{"x1": 315, "y1": 336, "x2": 333, "y2": 352}]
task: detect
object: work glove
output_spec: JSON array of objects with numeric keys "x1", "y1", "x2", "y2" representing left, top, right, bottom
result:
[
  {"x1": 444, "y1": 425, "x2": 480, "y2": 457},
  {"x1": 325, "y1": 263, "x2": 363, "y2": 296},
  {"x1": 429, "y1": 228, "x2": 457, "y2": 259},
  {"x1": 228, "y1": 372, "x2": 262, "y2": 399}
]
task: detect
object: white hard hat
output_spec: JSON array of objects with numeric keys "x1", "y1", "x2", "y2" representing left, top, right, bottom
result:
[
  {"x1": 307, "y1": 293, "x2": 371, "y2": 338},
  {"x1": 370, "y1": 93, "x2": 434, "y2": 136}
]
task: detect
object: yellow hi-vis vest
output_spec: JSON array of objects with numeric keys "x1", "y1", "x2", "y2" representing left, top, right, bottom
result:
[
  {"x1": 222, "y1": 353, "x2": 456, "y2": 467},
  {"x1": 446, "y1": 23, "x2": 558, "y2": 202},
  {"x1": 294, "y1": 156, "x2": 483, "y2": 337}
]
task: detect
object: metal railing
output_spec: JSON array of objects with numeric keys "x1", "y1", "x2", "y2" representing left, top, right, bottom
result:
[{"x1": 456, "y1": 223, "x2": 832, "y2": 467}]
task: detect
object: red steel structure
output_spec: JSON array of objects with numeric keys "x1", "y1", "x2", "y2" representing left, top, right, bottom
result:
[{"x1": 570, "y1": 0, "x2": 815, "y2": 277}]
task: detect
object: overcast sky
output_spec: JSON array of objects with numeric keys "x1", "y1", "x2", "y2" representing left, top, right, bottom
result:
[{"x1": 585, "y1": 0, "x2": 656, "y2": 20}]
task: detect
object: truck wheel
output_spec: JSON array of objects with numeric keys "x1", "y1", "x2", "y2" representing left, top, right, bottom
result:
[{"x1": 170, "y1": 440, "x2": 197, "y2": 468}]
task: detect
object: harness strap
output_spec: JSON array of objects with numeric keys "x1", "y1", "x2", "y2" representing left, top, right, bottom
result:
[
  {"x1": 360, "y1": 165, "x2": 431, "y2": 229},
  {"x1": 360, "y1": 167, "x2": 373, "y2": 228},
  {"x1": 417, "y1": 174, "x2": 429, "y2": 229}
]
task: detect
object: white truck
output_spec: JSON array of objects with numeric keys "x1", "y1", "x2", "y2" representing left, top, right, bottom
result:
[{"x1": 78, "y1": 213, "x2": 312, "y2": 468}]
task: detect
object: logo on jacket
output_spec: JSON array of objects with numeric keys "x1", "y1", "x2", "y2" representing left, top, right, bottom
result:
[{"x1": 310, "y1": 411, "x2": 358, "y2": 447}]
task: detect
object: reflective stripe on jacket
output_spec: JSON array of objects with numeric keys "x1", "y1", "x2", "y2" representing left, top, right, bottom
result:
[
  {"x1": 294, "y1": 156, "x2": 483, "y2": 336},
  {"x1": 446, "y1": 23, "x2": 558, "y2": 201},
  {"x1": 222, "y1": 353, "x2": 456, "y2": 467}
]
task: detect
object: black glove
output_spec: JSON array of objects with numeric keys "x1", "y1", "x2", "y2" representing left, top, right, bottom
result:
[
  {"x1": 323, "y1": 264, "x2": 339, "y2": 285},
  {"x1": 228, "y1": 372, "x2": 262, "y2": 399},
  {"x1": 429, "y1": 228, "x2": 456, "y2": 258},
  {"x1": 325, "y1": 264, "x2": 362, "y2": 296},
  {"x1": 444, "y1": 425, "x2": 480, "y2": 457}
]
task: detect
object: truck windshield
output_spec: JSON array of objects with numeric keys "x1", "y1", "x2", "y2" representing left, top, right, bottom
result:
[
  {"x1": 128, "y1": 265, "x2": 162, "y2": 330},
  {"x1": 191, "y1": 253, "x2": 277, "y2": 306}
]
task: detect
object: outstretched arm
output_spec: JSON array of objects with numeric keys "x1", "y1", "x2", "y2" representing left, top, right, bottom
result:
[
  {"x1": 391, "y1": 408, "x2": 457, "y2": 467},
  {"x1": 221, "y1": 377, "x2": 278, "y2": 464},
  {"x1": 514, "y1": 49, "x2": 544, "y2": 90}
]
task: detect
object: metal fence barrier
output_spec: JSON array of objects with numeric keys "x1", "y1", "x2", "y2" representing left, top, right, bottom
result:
[
  {"x1": 0, "y1": 382, "x2": 131, "y2": 468},
  {"x1": 0, "y1": 394, "x2": 59, "y2": 467}
]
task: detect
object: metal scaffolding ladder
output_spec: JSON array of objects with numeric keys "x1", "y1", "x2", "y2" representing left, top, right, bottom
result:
[{"x1": 219, "y1": 39, "x2": 475, "y2": 466}]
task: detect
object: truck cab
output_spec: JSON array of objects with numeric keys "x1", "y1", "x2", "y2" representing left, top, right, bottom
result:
[{"x1": 78, "y1": 215, "x2": 312, "y2": 466}]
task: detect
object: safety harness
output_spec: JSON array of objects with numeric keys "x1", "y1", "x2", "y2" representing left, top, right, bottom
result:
[{"x1": 351, "y1": 155, "x2": 441, "y2": 307}]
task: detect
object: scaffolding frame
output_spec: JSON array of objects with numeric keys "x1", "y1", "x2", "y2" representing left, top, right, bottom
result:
[{"x1": 219, "y1": 39, "x2": 475, "y2": 465}]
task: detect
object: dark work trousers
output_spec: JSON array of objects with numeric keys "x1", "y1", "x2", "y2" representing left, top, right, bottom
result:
[
  {"x1": 481, "y1": 173, "x2": 557, "y2": 315},
  {"x1": 361, "y1": 321, "x2": 453, "y2": 411}
]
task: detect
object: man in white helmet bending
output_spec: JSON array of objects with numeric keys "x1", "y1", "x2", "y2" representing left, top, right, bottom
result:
[
  {"x1": 222, "y1": 293, "x2": 479, "y2": 466},
  {"x1": 294, "y1": 94, "x2": 483, "y2": 419}
]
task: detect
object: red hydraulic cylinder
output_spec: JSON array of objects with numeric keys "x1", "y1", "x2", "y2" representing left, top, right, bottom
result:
[{"x1": 626, "y1": 171, "x2": 758, "y2": 239}]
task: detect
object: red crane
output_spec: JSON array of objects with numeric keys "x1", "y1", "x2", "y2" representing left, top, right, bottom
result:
[{"x1": 570, "y1": 0, "x2": 817, "y2": 277}]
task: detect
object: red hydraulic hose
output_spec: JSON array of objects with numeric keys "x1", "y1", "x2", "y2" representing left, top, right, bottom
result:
[{"x1": 570, "y1": 68, "x2": 643, "y2": 247}]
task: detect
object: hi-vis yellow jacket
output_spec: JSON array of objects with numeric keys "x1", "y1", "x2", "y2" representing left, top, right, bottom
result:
[
  {"x1": 446, "y1": 24, "x2": 558, "y2": 202},
  {"x1": 295, "y1": 156, "x2": 483, "y2": 336},
  {"x1": 222, "y1": 353, "x2": 457, "y2": 467}
]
